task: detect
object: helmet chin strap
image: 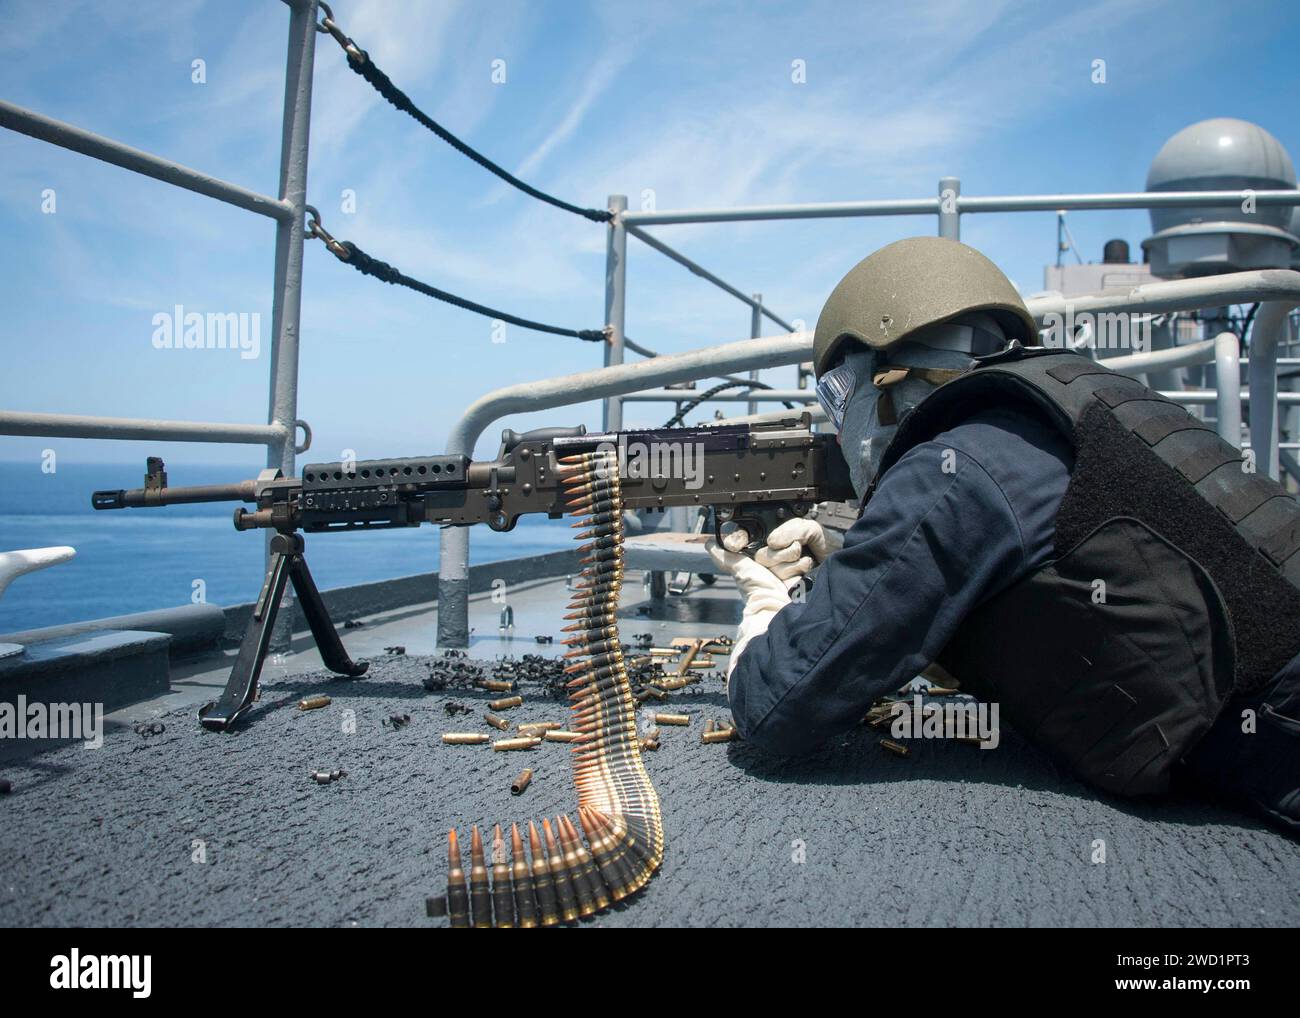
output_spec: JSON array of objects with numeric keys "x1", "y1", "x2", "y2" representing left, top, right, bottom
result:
[{"x1": 871, "y1": 365, "x2": 965, "y2": 425}]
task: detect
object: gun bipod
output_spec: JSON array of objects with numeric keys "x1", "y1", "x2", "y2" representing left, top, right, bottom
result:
[{"x1": 197, "y1": 532, "x2": 368, "y2": 732}]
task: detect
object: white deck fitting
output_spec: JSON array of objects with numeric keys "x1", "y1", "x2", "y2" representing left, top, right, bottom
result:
[{"x1": 0, "y1": 546, "x2": 76, "y2": 659}]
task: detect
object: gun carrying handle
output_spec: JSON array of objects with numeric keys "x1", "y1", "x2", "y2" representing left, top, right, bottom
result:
[{"x1": 498, "y1": 424, "x2": 586, "y2": 456}]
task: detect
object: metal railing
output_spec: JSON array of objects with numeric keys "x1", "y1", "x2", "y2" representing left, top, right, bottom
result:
[
  {"x1": 0, "y1": 0, "x2": 319, "y2": 483},
  {"x1": 602, "y1": 182, "x2": 1300, "y2": 426}
]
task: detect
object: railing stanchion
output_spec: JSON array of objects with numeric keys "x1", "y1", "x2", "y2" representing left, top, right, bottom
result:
[
  {"x1": 265, "y1": 0, "x2": 319, "y2": 646},
  {"x1": 939, "y1": 176, "x2": 960, "y2": 240},
  {"x1": 603, "y1": 195, "x2": 629, "y2": 431}
]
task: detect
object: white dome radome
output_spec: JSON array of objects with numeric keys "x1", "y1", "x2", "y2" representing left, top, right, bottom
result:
[
  {"x1": 1142, "y1": 118, "x2": 1298, "y2": 276},
  {"x1": 1147, "y1": 118, "x2": 1296, "y2": 234}
]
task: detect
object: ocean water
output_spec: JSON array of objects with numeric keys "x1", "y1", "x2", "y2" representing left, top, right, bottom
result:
[{"x1": 0, "y1": 461, "x2": 576, "y2": 633}]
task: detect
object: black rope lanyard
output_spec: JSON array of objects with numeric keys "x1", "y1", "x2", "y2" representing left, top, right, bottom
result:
[
  {"x1": 306, "y1": 206, "x2": 605, "y2": 342},
  {"x1": 342, "y1": 240, "x2": 606, "y2": 342},
  {"x1": 312, "y1": 6, "x2": 791, "y2": 372},
  {"x1": 316, "y1": 3, "x2": 612, "y2": 224}
]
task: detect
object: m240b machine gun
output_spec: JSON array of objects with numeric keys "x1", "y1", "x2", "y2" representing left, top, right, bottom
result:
[{"x1": 93, "y1": 416, "x2": 851, "y2": 730}]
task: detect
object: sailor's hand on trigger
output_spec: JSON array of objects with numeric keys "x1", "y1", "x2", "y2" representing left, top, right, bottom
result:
[
  {"x1": 705, "y1": 528, "x2": 794, "y2": 685},
  {"x1": 718, "y1": 525, "x2": 752, "y2": 555},
  {"x1": 704, "y1": 532, "x2": 790, "y2": 609},
  {"x1": 704, "y1": 526, "x2": 757, "y2": 579},
  {"x1": 754, "y1": 518, "x2": 830, "y2": 582}
]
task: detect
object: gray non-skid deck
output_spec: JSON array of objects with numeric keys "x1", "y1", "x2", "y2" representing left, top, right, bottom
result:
[{"x1": 1, "y1": 574, "x2": 1298, "y2": 927}]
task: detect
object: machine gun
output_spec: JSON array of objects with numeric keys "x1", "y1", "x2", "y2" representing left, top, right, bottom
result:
[{"x1": 92, "y1": 415, "x2": 851, "y2": 731}]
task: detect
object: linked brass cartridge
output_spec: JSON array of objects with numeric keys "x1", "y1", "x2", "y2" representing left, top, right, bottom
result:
[
  {"x1": 468, "y1": 825, "x2": 492, "y2": 928},
  {"x1": 528, "y1": 821, "x2": 560, "y2": 927},
  {"x1": 510, "y1": 823, "x2": 537, "y2": 928},
  {"x1": 543, "y1": 819, "x2": 580, "y2": 923},
  {"x1": 439, "y1": 446, "x2": 664, "y2": 929},
  {"x1": 491, "y1": 825, "x2": 514, "y2": 928},
  {"x1": 446, "y1": 830, "x2": 470, "y2": 928}
]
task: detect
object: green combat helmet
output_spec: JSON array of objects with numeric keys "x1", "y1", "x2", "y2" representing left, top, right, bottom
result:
[{"x1": 812, "y1": 236, "x2": 1039, "y2": 378}]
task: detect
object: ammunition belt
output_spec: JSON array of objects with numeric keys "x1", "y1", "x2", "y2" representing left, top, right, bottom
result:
[{"x1": 442, "y1": 448, "x2": 664, "y2": 927}]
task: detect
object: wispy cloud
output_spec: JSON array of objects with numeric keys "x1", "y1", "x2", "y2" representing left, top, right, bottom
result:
[
  {"x1": 503, "y1": 47, "x2": 634, "y2": 186},
  {"x1": 1, "y1": 0, "x2": 1292, "y2": 464}
]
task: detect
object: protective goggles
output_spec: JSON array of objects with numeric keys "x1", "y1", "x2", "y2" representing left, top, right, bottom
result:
[
  {"x1": 816, "y1": 359, "x2": 966, "y2": 430},
  {"x1": 814, "y1": 361, "x2": 857, "y2": 432}
]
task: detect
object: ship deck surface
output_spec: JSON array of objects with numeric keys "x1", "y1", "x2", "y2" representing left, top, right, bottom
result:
[{"x1": 1, "y1": 570, "x2": 1297, "y2": 927}]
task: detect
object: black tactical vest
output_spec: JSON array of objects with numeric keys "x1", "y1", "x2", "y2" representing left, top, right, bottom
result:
[{"x1": 869, "y1": 344, "x2": 1300, "y2": 796}]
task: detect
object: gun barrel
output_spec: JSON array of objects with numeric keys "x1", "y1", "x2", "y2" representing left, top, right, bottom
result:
[{"x1": 92, "y1": 480, "x2": 259, "y2": 510}]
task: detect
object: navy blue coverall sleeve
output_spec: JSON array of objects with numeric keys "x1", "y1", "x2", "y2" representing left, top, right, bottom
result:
[{"x1": 727, "y1": 437, "x2": 1032, "y2": 756}]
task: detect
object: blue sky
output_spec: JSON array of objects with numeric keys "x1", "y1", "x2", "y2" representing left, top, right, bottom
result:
[{"x1": 2, "y1": 0, "x2": 1298, "y2": 475}]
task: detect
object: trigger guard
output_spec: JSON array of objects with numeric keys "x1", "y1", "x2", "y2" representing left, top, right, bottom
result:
[
  {"x1": 716, "y1": 504, "x2": 812, "y2": 556},
  {"x1": 717, "y1": 514, "x2": 767, "y2": 554}
]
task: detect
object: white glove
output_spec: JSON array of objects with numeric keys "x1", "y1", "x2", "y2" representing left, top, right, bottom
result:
[
  {"x1": 706, "y1": 518, "x2": 830, "y2": 681},
  {"x1": 706, "y1": 529, "x2": 797, "y2": 683},
  {"x1": 753, "y1": 518, "x2": 830, "y2": 582}
]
